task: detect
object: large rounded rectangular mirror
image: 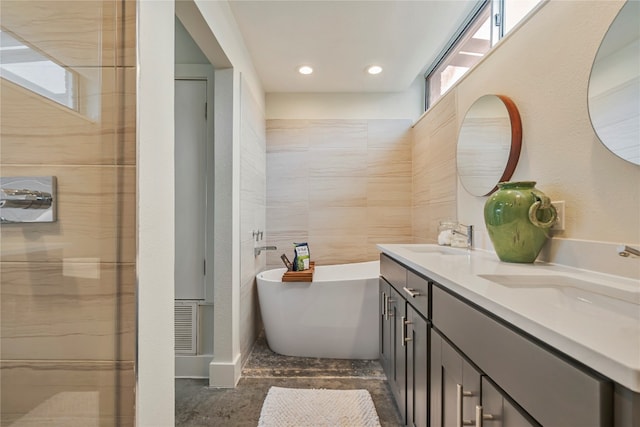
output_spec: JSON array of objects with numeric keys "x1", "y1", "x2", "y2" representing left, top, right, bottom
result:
[{"x1": 588, "y1": 0, "x2": 639, "y2": 166}]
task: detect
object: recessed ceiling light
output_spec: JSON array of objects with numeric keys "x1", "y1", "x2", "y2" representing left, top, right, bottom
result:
[
  {"x1": 367, "y1": 65, "x2": 383, "y2": 75},
  {"x1": 298, "y1": 65, "x2": 313, "y2": 75}
]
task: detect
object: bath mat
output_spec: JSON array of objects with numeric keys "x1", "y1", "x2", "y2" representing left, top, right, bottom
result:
[{"x1": 257, "y1": 386, "x2": 381, "y2": 427}]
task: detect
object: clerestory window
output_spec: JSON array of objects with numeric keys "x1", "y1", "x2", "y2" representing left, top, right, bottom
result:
[{"x1": 425, "y1": 0, "x2": 543, "y2": 111}]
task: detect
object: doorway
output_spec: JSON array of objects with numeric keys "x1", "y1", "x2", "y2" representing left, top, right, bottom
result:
[
  {"x1": 174, "y1": 67, "x2": 216, "y2": 378},
  {"x1": 175, "y1": 78, "x2": 207, "y2": 301}
]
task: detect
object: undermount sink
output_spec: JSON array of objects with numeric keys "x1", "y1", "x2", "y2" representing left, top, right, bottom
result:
[
  {"x1": 401, "y1": 245, "x2": 469, "y2": 255},
  {"x1": 478, "y1": 274, "x2": 640, "y2": 320}
]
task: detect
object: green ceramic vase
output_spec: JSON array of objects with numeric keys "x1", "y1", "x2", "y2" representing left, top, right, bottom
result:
[{"x1": 484, "y1": 181, "x2": 557, "y2": 263}]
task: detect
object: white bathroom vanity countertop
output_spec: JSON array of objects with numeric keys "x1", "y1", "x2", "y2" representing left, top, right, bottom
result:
[{"x1": 377, "y1": 244, "x2": 640, "y2": 393}]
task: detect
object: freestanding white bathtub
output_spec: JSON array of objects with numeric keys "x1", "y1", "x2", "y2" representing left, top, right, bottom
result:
[{"x1": 256, "y1": 260, "x2": 380, "y2": 359}]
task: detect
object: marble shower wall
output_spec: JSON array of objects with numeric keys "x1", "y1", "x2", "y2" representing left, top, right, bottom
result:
[
  {"x1": 0, "y1": 1, "x2": 136, "y2": 425},
  {"x1": 266, "y1": 119, "x2": 412, "y2": 267}
]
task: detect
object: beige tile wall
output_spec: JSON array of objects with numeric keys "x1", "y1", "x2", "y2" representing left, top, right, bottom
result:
[
  {"x1": 411, "y1": 94, "x2": 458, "y2": 243},
  {"x1": 266, "y1": 119, "x2": 412, "y2": 267},
  {"x1": 0, "y1": 1, "x2": 136, "y2": 425}
]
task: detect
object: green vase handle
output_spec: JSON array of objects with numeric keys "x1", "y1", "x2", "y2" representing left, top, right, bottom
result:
[{"x1": 528, "y1": 190, "x2": 557, "y2": 228}]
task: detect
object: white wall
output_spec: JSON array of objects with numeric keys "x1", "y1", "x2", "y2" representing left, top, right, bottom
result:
[
  {"x1": 457, "y1": 0, "x2": 638, "y2": 242},
  {"x1": 266, "y1": 76, "x2": 424, "y2": 121},
  {"x1": 413, "y1": 0, "x2": 639, "y2": 277},
  {"x1": 191, "y1": 0, "x2": 267, "y2": 387},
  {"x1": 175, "y1": 17, "x2": 210, "y2": 65},
  {"x1": 194, "y1": 0, "x2": 264, "y2": 112},
  {"x1": 138, "y1": 1, "x2": 267, "y2": 424},
  {"x1": 137, "y1": 1, "x2": 175, "y2": 425}
]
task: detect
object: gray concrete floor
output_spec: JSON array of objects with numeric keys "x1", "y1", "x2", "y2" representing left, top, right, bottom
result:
[{"x1": 175, "y1": 333, "x2": 403, "y2": 426}]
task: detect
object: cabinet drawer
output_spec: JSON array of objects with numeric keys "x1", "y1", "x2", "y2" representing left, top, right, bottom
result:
[
  {"x1": 433, "y1": 285, "x2": 613, "y2": 427},
  {"x1": 380, "y1": 253, "x2": 406, "y2": 291},
  {"x1": 404, "y1": 271, "x2": 429, "y2": 317}
]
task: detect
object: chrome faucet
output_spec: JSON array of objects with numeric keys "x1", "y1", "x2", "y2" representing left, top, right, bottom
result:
[
  {"x1": 452, "y1": 224, "x2": 473, "y2": 248},
  {"x1": 254, "y1": 245, "x2": 277, "y2": 257},
  {"x1": 617, "y1": 245, "x2": 640, "y2": 258}
]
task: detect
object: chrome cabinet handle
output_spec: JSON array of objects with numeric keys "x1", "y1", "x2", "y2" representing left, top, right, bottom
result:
[
  {"x1": 386, "y1": 298, "x2": 394, "y2": 319},
  {"x1": 402, "y1": 316, "x2": 412, "y2": 346},
  {"x1": 382, "y1": 292, "x2": 387, "y2": 317},
  {"x1": 475, "y1": 405, "x2": 496, "y2": 427},
  {"x1": 402, "y1": 286, "x2": 421, "y2": 298},
  {"x1": 457, "y1": 384, "x2": 475, "y2": 427}
]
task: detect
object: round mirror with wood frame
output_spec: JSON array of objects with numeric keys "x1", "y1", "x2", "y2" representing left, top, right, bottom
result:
[{"x1": 456, "y1": 94, "x2": 522, "y2": 197}]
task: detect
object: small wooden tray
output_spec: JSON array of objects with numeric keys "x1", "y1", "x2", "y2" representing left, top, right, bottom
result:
[{"x1": 282, "y1": 262, "x2": 315, "y2": 282}]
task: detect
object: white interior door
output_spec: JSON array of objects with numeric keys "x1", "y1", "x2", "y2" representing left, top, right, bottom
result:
[{"x1": 175, "y1": 79, "x2": 207, "y2": 300}]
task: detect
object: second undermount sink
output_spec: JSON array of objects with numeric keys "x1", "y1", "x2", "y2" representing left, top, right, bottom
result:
[
  {"x1": 478, "y1": 274, "x2": 640, "y2": 320},
  {"x1": 401, "y1": 245, "x2": 470, "y2": 255}
]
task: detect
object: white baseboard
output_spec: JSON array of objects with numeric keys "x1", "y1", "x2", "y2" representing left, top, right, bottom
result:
[
  {"x1": 208, "y1": 353, "x2": 242, "y2": 388},
  {"x1": 175, "y1": 354, "x2": 213, "y2": 378}
]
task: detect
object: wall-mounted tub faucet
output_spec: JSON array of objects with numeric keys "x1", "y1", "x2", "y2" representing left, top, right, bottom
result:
[
  {"x1": 0, "y1": 188, "x2": 53, "y2": 209},
  {"x1": 255, "y1": 245, "x2": 277, "y2": 257},
  {"x1": 1, "y1": 176, "x2": 57, "y2": 223},
  {"x1": 617, "y1": 245, "x2": 640, "y2": 258}
]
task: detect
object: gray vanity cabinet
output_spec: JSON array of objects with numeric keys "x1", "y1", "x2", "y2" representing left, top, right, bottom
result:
[
  {"x1": 433, "y1": 285, "x2": 612, "y2": 427},
  {"x1": 389, "y1": 283, "x2": 407, "y2": 417},
  {"x1": 431, "y1": 330, "x2": 535, "y2": 427},
  {"x1": 379, "y1": 252, "x2": 631, "y2": 427},
  {"x1": 379, "y1": 273, "x2": 407, "y2": 423},
  {"x1": 406, "y1": 304, "x2": 428, "y2": 427},
  {"x1": 381, "y1": 254, "x2": 431, "y2": 427},
  {"x1": 380, "y1": 278, "x2": 391, "y2": 377},
  {"x1": 480, "y1": 377, "x2": 536, "y2": 427},
  {"x1": 430, "y1": 330, "x2": 481, "y2": 427}
]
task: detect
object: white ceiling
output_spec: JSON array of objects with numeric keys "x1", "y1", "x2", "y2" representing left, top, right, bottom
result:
[{"x1": 228, "y1": 0, "x2": 479, "y2": 93}]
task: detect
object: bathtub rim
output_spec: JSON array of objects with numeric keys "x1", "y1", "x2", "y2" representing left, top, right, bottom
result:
[{"x1": 256, "y1": 259, "x2": 380, "y2": 283}]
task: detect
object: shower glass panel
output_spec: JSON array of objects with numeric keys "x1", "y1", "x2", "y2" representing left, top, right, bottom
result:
[{"x1": 0, "y1": 1, "x2": 136, "y2": 425}]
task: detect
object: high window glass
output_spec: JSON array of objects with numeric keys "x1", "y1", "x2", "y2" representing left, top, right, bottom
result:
[
  {"x1": 0, "y1": 29, "x2": 78, "y2": 111},
  {"x1": 502, "y1": 0, "x2": 542, "y2": 35},
  {"x1": 425, "y1": 0, "x2": 543, "y2": 110}
]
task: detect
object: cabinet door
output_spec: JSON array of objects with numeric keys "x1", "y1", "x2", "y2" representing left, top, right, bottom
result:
[
  {"x1": 389, "y1": 285, "x2": 407, "y2": 423},
  {"x1": 406, "y1": 305, "x2": 429, "y2": 427},
  {"x1": 431, "y1": 330, "x2": 481, "y2": 427},
  {"x1": 380, "y1": 278, "x2": 391, "y2": 376},
  {"x1": 480, "y1": 377, "x2": 538, "y2": 427},
  {"x1": 433, "y1": 285, "x2": 612, "y2": 426}
]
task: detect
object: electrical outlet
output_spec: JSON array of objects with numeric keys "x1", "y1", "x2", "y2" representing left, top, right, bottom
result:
[{"x1": 551, "y1": 201, "x2": 565, "y2": 231}]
